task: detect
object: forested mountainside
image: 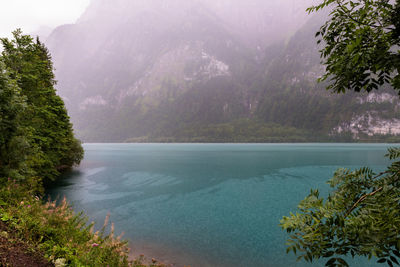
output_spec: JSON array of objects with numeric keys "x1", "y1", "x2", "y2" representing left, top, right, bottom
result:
[{"x1": 44, "y1": 0, "x2": 400, "y2": 142}]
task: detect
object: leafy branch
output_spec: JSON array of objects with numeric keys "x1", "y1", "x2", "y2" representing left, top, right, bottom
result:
[{"x1": 281, "y1": 147, "x2": 400, "y2": 266}]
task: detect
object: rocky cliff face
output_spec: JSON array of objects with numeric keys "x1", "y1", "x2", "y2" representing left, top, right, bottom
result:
[
  {"x1": 334, "y1": 93, "x2": 400, "y2": 137},
  {"x1": 45, "y1": 0, "x2": 400, "y2": 142}
]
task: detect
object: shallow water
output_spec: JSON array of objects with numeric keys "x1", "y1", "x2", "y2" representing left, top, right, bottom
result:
[{"x1": 47, "y1": 143, "x2": 394, "y2": 266}]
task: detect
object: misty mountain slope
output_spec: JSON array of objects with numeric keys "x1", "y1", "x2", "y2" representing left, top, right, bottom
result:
[
  {"x1": 46, "y1": 0, "x2": 400, "y2": 142},
  {"x1": 255, "y1": 13, "x2": 400, "y2": 139}
]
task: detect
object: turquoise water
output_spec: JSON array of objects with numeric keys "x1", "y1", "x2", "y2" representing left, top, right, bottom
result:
[{"x1": 48, "y1": 143, "x2": 394, "y2": 267}]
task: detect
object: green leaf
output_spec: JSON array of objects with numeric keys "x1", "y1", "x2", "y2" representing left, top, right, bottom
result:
[
  {"x1": 326, "y1": 258, "x2": 336, "y2": 266},
  {"x1": 325, "y1": 251, "x2": 335, "y2": 257},
  {"x1": 390, "y1": 256, "x2": 399, "y2": 265},
  {"x1": 393, "y1": 251, "x2": 400, "y2": 258},
  {"x1": 336, "y1": 258, "x2": 349, "y2": 267}
]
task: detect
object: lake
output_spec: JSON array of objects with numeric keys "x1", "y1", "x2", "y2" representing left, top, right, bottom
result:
[{"x1": 47, "y1": 143, "x2": 394, "y2": 267}]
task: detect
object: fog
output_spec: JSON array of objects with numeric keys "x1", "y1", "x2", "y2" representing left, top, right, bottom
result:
[
  {"x1": 73, "y1": 0, "x2": 311, "y2": 49},
  {"x1": 12, "y1": 0, "x2": 392, "y2": 143},
  {"x1": 32, "y1": 0, "x2": 333, "y2": 142},
  {"x1": 0, "y1": 0, "x2": 90, "y2": 39}
]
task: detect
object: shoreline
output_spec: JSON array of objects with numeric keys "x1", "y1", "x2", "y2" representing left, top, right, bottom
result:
[{"x1": 128, "y1": 241, "x2": 186, "y2": 267}]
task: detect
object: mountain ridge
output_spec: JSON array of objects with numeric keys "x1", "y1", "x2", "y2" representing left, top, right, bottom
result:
[{"x1": 45, "y1": 0, "x2": 400, "y2": 142}]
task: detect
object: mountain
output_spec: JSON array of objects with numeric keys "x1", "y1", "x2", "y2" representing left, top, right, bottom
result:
[{"x1": 45, "y1": 0, "x2": 400, "y2": 142}]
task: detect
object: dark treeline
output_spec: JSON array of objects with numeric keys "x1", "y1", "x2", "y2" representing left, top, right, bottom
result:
[
  {"x1": 0, "y1": 30, "x2": 83, "y2": 188},
  {"x1": 0, "y1": 30, "x2": 151, "y2": 267}
]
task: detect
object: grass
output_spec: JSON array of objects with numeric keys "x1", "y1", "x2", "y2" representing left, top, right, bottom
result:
[{"x1": 0, "y1": 179, "x2": 166, "y2": 267}]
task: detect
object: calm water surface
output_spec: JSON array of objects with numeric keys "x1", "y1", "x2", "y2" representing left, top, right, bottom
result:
[{"x1": 48, "y1": 143, "x2": 395, "y2": 267}]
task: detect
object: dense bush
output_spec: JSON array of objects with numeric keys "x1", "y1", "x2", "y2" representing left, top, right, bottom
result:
[{"x1": 0, "y1": 180, "x2": 164, "y2": 266}]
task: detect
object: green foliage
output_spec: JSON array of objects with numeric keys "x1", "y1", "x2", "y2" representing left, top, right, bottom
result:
[
  {"x1": 281, "y1": 2, "x2": 400, "y2": 265},
  {"x1": 0, "y1": 29, "x2": 83, "y2": 183},
  {"x1": 0, "y1": 180, "x2": 164, "y2": 267},
  {"x1": 0, "y1": 29, "x2": 161, "y2": 267},
  {"x1": 127, "y1": 119, "x2": 313, "y2": 143},
  {"x1": 0, "y1": 61, "x2": 31, "y2": 182},
  {"x1": 280, "y1": 147, "x2": 400, "y2": 266},
  {"x1": 307, "y1": 0, "x2": 400, "y2": 95}
]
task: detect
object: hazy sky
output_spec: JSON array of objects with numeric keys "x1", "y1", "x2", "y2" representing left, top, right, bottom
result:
[{"x1": 0, "y1": 0, "x2": 90, "y2": 38}]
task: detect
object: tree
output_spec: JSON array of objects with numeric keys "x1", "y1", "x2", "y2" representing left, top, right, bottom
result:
[
  {"x1": 309, "y1": 0, "x2": 400, "y2": 95},
  {"x1": 281, "y1": 149, "x2": 400, "y2": 266},
  {"x1": 0, "y1": 61, "x2": 31, "y2": 182},
  {"x1": 0, "y1": 30, "x2": 83, "y2": 184},
  {"x1": 280, "y1": 1, "x2": 400, "y2": 266}
]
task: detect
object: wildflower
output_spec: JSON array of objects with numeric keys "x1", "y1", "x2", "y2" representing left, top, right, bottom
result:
[
  {"x1": 54, "y1": 258, "x2": 67, "y2": 267},
  {"x1": 92, "y1": 243, "x2": 99, "y2": 247},
  {"x1": 27, "y1": 205, "x2": 31, "y2": 208},
  {"x1": 20, "y1": 201, "x2": 24, "y2": 205},
  {"x1": 0, "y1": 231, "x2": 8, "y2": 238}
]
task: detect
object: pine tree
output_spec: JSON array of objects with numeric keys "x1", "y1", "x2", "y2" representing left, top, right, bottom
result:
[
  {"x1": 0, "y1": 61, "x2": 30, "y2": 182},
  {"x1": 0, "y1": 29, "x2": 83, "y2": 184}
]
